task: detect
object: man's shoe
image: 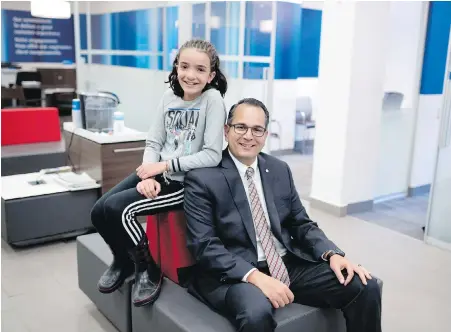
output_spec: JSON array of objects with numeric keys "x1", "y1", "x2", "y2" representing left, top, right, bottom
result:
[
  {"x1": 97, "y1": 256, "x2": 134, "y2": 294},
  {"x1": 128, "y1": 236, "x2": 162, "y2": 307}
]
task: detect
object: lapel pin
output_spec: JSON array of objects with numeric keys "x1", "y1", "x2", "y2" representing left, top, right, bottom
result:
[{"x1": 266, "y1": 169, "x2": 269, "y2": 173}]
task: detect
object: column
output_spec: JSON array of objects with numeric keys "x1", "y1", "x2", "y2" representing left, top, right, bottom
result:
[{"x1": 309, "y1": 1, "x2": 390, "y2": 216}]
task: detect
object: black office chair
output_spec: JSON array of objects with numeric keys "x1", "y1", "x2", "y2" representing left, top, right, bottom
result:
[
  {"x1": 1, "y1": 86, "x2": 45, "y2": 108},
  {"x1": 15, "y1": 71, "x2": 42, "y2": 107}
]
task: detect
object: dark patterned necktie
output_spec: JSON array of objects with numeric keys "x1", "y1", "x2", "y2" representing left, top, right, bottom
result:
[{"x1": 245, "y1": 167, "x2": 290, "y2": 286}]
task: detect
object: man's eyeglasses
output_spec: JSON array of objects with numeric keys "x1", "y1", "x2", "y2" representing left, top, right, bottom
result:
[{"x1": 229, "y1": 124, "x2": 266, "y2": 137}]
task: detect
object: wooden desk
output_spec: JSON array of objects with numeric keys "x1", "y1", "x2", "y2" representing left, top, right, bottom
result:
[{"x1": 63, "y1": 122, "x2": 147, "y2": 194}]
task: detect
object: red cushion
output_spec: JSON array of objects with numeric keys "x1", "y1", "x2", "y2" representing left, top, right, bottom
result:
[
  {"x1": 146, "y1": 210, "x2": 196, "y2": 287},
  {"x1": 1, "y1": 107, "x2": 61, "y2": 145}
]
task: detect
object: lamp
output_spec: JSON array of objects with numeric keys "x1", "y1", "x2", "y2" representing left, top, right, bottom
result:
[{"x1": 31, "y1": 1, "x2": 71, "y2": 19}]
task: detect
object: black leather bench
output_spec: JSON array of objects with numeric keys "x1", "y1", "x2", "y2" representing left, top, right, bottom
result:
[{"x1": 77, "y1": 232, "x2": 382, "y2": 332}]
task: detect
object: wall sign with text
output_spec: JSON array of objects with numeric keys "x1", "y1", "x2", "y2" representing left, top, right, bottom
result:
[{"x1": 1, "y1": 9, "x2": 75, "y2": 63}]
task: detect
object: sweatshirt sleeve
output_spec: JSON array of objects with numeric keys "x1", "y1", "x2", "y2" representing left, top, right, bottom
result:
[
  {"x1": 142, "y1": 92, "x2": 167, "y2": 164},
  {"x1": 168, "y1": 90, "x2": 226, "y2": 172}
]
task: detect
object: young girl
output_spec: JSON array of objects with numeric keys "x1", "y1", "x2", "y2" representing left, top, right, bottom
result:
[{"x1": 90, "y1": 39, "x2": 228, "y2": 307}]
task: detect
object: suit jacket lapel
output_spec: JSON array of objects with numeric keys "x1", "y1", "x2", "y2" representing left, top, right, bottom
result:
[
  {"x1": 258, "y1": 155, "x2": 284, "y2": 243},
  {"x1": 220, "y1": 150, "x2": 257, "y2": 252}
]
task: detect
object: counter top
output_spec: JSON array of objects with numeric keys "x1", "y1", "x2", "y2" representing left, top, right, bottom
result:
[
  {"x1": 1, "y1": 172, "x2": 100, "y2": 200},
  {"x1": 63, "y1": 122, "x2": 147, "y2": 144}
]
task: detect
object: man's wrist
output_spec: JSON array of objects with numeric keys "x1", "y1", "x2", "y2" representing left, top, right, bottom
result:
[
  {"x1": 242, "y1": 268, "x2": 257, "y2": 283},
  {"x1": 322, "y1": 249, "x2": 345, "y2": 261},
  {"x1": 246, "y1": 269, "x2": 261, "y2": 285}
]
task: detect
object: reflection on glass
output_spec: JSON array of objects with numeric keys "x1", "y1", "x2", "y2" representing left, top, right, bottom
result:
[
  {"x1": 211, "y1": 2, "x2": 226, "y2": 54},
  {"x1": 91, "y1": 55, "x2": 163, "y2": 70},
  {"x1": 426, "y1": 68, "x2": 451, "y2": 246},
  {"x1": 89, "y1": 9, "x2": 163, "y2": 52},
  {"x1": 244, "y1": 1, "x2": 272, "y2": 56},
  {"x1": 165, "y1": 6, "x2": 179, "y2": 70},
  {"x1": 227, "y1": 1, "x2": 240, "y2": 56},
  {"x1": 192, "y1": 3, "x2": 206, "y2": 40},
  {"x1": 110, "y1": 10, "x2": 150, "y2": 51},
  {"x1": 243, "y1": 62, "x2": 269, "y2": 79},
  {"x1": 221, "y1": 61, "x2": 239, "y2": 79},
  {"x1": 92, "y1": 54, "x2": 111, "y2": 65}
]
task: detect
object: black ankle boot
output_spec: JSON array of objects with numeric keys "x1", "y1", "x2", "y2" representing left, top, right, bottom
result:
[
  {"x1": 98, "y1": 252, "x2": 134, "y2": 294},
  {"x1": 128, "y1": 236, "x2": 162, "y2": 307}
]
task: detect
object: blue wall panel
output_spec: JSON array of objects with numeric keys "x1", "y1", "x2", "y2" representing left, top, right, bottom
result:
[
  {"x1": 274, "y1": 2, "x2": 302, "y2": 79},
  {"x1": 1, "y1": 10, "x2": 8, "y2": 62},
  {"x1": 110, "y1": 10, "x2": 151, "y2": 51},
  {"x1": 80, "y1": 14, "x2": 87, "y2": 50},
  {"x1": 92, "y1": 54, "x2": 111, "y2": 65},
  {"x1": 91, "y1": 13, "x2": 108, "y2": 49},
  {"x1": 298, "y1": 8, "x2": 322, "y2": 78},
  {"x1": 420, "y1": 1, "x2": 451, "y2": 94},
  {"x1": 83, "y1": 2, "x2": 325, "y2": 76}
]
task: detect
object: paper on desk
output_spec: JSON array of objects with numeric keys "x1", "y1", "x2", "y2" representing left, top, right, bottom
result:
[{"x1": 51, "y1": 172, "x2": 99, "y2": 191}]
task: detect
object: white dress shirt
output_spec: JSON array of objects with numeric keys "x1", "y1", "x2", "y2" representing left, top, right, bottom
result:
[{"x1": 229, "y1": 151, "x2": 287, "y2": 282}]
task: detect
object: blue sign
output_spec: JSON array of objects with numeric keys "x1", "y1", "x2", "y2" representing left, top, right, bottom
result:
[{"x1": 1, "y1": 9, "x2": 75, "y2": 63}]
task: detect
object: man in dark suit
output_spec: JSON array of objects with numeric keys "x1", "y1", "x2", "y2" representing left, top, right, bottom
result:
[{"x1": 184, "y1": 98, "x2": 382, "y2": 332}]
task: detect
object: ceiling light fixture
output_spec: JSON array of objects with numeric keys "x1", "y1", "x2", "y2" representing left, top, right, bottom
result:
[{"x1": 31, "y1": 1, "x2": 71, "y2": 19}]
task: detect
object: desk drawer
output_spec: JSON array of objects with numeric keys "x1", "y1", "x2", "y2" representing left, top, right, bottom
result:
[{"x1": 101, "y1": 141, "x2": 145, "y2": 193}]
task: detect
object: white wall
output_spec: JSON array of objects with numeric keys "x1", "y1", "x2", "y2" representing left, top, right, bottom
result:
[
  {"x1": 374, "y1": 1, "x2": 429, "y2": 198},
  {"x1": 311, "y1": 1, "x2": 390, "y2": 208},
  {"x1": 80, "y1": 63, "x2": 169, "y2": 132},
  {"x1": 384, "y1": 1, "x2": 425, "y2": 109},
  {"x1": 86, "y1": 1, "x2": 177, "y2": 14},
  {"x1": 302, "y1": 1, "x2": 324, "y2": 11},
  {"x1": 298, "y1": 1, "x2": 426, "y2": 117},
  {"x1": 1, "y1": 1, "x2": 30, "y2": 11},
  {"x1": 225, "y1": 79, "x2": 297, "y2": 151}
]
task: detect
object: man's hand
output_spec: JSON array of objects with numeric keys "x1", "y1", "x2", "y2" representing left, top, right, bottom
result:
[
  {"x1": 136, "y1": 178, "x2": 161, "y2": 199},
  {"x1": 329, "y1": 255, "x2": 372, "y2": 286},
  {"x1": 136, "y1": 162, "x2": 167, "y2": 180},
  {"x1": 247, "y1": 270, "x2": 294, "y2": 309}
]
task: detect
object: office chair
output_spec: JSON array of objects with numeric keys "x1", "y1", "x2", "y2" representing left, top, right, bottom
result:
[
  {"x1": 1, "y1": 86, "x2": 45, "y2": 108},
  {"x1": 295, "y1": 96, "x2": 316, "y2": 154},
  {"x1": 38, "y1": 68, "x2": 77, "y2": 116},
  {"x1": 15, "y1": 71, "x2": 43, "y2": 107}
]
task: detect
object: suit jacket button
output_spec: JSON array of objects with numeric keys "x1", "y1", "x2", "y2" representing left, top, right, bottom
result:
[{"x1": 251, "y1": 262, "x2": 256, "y2": 267}]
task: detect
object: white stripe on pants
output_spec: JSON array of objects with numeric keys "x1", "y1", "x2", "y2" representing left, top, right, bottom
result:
[{"x1": 121, "y1": 188, "x2": 185, "y2": 246}]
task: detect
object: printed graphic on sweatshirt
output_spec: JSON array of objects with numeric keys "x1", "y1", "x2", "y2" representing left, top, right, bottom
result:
[{"x1": 165, "y1": 108, "x2": 200, "y2": 156}]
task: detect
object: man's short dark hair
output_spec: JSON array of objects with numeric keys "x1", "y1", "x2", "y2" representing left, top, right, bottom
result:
[{"x1": 226, "y1": 98, "x2": 270, "y2": 129}]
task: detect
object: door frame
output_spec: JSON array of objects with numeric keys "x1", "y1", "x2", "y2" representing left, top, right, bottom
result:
[{"x1": 424, "y1": 27, "x2": 451, "y2": 251}]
